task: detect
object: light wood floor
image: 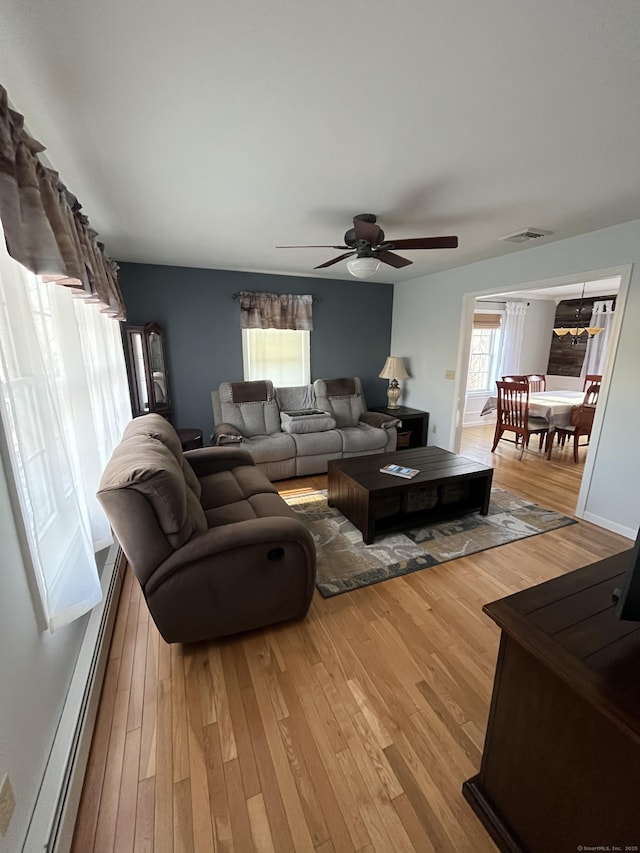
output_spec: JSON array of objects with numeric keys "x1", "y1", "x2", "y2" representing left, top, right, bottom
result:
[{"x1": 72, "y1": 425, "x2": 631, "y2": 852}]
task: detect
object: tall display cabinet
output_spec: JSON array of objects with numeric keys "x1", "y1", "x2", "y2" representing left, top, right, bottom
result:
[{"x1": 125, "y1": 322, "x2": 172, "y2": 421}]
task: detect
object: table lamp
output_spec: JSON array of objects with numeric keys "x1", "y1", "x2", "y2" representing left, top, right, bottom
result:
[{"x1": 379, "y1": 356, "x2": 409, "y2": 409}]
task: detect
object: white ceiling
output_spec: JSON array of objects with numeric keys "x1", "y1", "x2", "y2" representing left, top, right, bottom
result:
[
  {"x1": 1, "y1": 0, "x2": 639, "y2": 285},
  {"x1": 480, "y1": 276, "x2": 621, "y2": 302}
]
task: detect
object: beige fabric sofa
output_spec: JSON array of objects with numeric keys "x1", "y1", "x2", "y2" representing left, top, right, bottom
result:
[
  {"x1": 211, "y1": 377, "x2": 399, "y2": 481},
  {"x1": 97, "y1": 414, "x2": 316, "y2": 643}
]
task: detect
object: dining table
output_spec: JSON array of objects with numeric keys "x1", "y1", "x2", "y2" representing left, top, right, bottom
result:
[{"x1": 480, "y1": 389, "x2": 586, "y2": 429}]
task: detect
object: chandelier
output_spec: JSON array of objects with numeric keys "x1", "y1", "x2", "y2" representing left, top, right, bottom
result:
[{"x1": 552, "y1": 283, "x2": 604, "y2": 346}]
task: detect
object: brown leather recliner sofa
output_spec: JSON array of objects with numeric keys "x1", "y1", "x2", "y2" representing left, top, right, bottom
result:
[{"x1": 97, "y1": 414, "x2": 316, "y2": 644}]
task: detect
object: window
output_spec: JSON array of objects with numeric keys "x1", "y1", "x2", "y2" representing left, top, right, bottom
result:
[
  {"x1": 242, "y1": 328, "x2": 310, "y2": 386},
  {"x1": 467, "y1": 312, "x2": 503, "y2": 392},
  {"x1": 0, "y1": 230, "x2": 131, "y2": 631}
]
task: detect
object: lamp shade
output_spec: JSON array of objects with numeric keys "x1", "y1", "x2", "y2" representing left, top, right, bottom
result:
[
  {"x1": 379, "y1": 356, "x2": 409, "y2": 380},
  {"x1": 346, "y1": 257, "x2": 380, "y2": 279},
  {"x1": 552, "y1": 326, "x2": 604, "y2": 338}
]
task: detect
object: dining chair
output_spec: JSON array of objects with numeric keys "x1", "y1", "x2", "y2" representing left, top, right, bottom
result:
[
  {"x1": 526, "y1": 374, "x2": 546, "y2": 392},
  {"x1": 583, "y1": 374, "x2": 602, "y2": 391},
  {"x1": 501, "y1": 375, "x2": 528, "y2": 383},
  {"x1": 583, "y1": 382, "x2": 601, "y2": 405},
  {"x1": 491, "y1": 381, "x2": 550, "y2": 460},
  {"x1": 547, "y1": 403, "x2": 597, "y2": 462},
  {"x1": 548, "y1": 383, "x2": 600, "y2": 461}
]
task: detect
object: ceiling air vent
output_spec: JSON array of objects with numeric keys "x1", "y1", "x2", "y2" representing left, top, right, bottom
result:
[{"x1": 499, "y1": 227, "x2": 553, "y2": 243}]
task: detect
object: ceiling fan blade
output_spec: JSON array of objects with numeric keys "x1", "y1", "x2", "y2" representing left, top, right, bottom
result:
[
  {"x1": 353, "y1": 217, "x2": 383, "y2": 245},
  {"x1": 314, "y1": 251, "x2": 356, "y2": 269},
  {"x1": 376, "y1": 250, "x2": 413, "y2": 269},
  {"x1": 276, "y1": 244, "x2": 348, "y2": 249},
  {"x1": 388, "y1": 236, "x2": 459, "y2": 250}
]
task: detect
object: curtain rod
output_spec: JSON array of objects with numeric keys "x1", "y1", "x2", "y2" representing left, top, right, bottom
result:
[
  {"x1": 232, "y1": 292, "x2": 319, "y2": 302},
  {"x1": 478, "y1": 300, "x2": 530, "y2": 306}
]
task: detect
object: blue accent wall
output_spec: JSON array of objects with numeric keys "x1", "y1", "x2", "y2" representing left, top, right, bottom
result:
[{"x1": 118, "y1": 263, "x2": 394, "y2": 440}]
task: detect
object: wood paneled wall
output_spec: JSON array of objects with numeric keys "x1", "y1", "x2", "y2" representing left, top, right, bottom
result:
[{"x1": 547, "y1": 294, "x2": 616, "y2": 376}]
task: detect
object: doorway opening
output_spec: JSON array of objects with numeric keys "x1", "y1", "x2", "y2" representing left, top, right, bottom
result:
[{"x1": 453, "y1": 267, "x2": 629, "y2": 519}]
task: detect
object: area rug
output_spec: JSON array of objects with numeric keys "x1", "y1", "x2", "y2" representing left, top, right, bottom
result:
[{"x1": 285, "y1": 488, "x2": 576, "y2": 598}]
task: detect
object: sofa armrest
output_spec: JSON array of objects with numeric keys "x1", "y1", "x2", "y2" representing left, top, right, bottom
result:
[
  {"x1": 183, "y1": 445, "x2": 255, "y2": 477},
  {"x1": 146, "y1": 515, "x2": 316, "y2": 595},
  {"x1": 360, "y1": 411, "x2": 400, "y2": 429},
  {"x1": 212, "y1": 422, "x2": 244, "y2": 446}
]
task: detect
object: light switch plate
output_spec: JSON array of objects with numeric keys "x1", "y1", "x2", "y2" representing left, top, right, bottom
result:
[
  {"x1": 445, "y1": 369, "x2": 456, "y2": 380},
  {"x1": 0, "y1": 774, "x2": 15, "y2": 836}
]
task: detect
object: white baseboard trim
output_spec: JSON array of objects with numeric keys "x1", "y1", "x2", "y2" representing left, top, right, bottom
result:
[
  {"x1": 22, "y1": 545, "x2": 125, "y2": 853},
  {"x1": 463, "y1": 417, "x2": 493, "y2": 427},
  {"x1": 581, "y1": 511, "x2": 636, "y2": 542}
]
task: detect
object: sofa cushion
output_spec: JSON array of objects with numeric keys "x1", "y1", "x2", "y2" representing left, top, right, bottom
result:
[
  {"x1": 97, "y1": 435, "x2": 207, "y2": 549},
  {"x1": 339, "y1": 424, "x2": 388, "y2": 454},
  {"x1": 242, "y1": 432, "x2": 296, "y2": 464},
  {"x1": 122, "y1": 413, "x2": 202, "y2": 498},
  {"x1": 313, "y1": 377, "x2": 367, "y2": 427},
  {"x1": 275, "y1": 384, "x2": 317, "y2": 412},
  {"x1": 218, "y1": 380, "x2": 282, "y2": 437},
  {"x1": 205, "y1": 500, "x2": 261, "y2": 527},
  {"x1": 292, "y1": 430, "x2": 342, "y2": 456},
  {"x1": 333, "y1": 397, "x2": 365, "y2": 428},
  {"x1": 204, "y1": 490, "x2": 296, "y2": 528},
  {"x1": 123, "y1": 413, "x2": 183, "y2": 459},
  {"x1": 198, "y1": 465, "x2": 277, "y2": 507},
  {"x1": 280, "y1": 412, "x2": 336, "y2": 434}
]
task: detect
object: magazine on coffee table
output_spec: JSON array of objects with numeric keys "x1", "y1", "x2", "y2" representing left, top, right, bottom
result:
[{"x1": 380, "y1": 463, "x2": 419, "y2": 479}]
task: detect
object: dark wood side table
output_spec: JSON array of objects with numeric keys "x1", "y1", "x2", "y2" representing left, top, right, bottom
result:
[
  {"x1": 177, "y1": 428, "x2": 204, "y2": 451},
  {"x1": 463, "y1": 552, "x2": 640, "y2": 852},
  {"x1": 370, "y1": 405, "x2": 429, "y2": 448}
]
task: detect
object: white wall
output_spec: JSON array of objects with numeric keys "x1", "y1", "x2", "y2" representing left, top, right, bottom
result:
[
  {"x1": 0, "y1": 458, "x2": 88, "y2": 852},
  {"x1": 392, "y1": 218, "x2": 640, "y2": 536}
]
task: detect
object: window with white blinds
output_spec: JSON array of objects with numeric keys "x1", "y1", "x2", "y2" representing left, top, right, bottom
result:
[{"x1": 467, "y1": 311, "x2": 504, "y2": 392}]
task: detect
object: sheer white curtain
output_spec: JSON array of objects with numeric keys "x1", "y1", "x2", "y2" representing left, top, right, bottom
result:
[
  {"x1": 498, "y1": 301, "x2": 528, "y2": 377},
  {"x1": 0, "y1": 229, "x2": 131, "y2": 631},
  {"x1": 581, "y1": 300, "x2": 615, "y2": 379}
]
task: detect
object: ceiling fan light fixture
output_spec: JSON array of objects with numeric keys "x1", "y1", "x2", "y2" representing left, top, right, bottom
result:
[{"x1": 346, "y1": 256, "x2": 380, "y2": 279}]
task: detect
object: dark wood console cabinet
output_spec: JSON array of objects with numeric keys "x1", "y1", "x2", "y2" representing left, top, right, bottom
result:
[{"x1": 463, "y1": 552, "x2": 640, "y2": 851}]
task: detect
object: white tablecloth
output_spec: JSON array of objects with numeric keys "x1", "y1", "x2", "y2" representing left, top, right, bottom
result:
[{"x1": 480, "y1": 389, "x2": 585, "y2": 428}]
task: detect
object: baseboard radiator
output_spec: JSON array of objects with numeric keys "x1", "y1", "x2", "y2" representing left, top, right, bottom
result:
[{"x1": 22, "y1": 545, "x2": 125, "y2": 853}]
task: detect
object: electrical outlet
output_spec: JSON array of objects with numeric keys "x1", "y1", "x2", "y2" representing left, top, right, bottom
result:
[
  {"x1": 445, "y1": 369, "x2": 456, "y2": 380},
  {"x1": 0, "y1": 774, "x2": 15, "y2": 836},
  {"x1": 432, "y1": 424, "x2": 437, "y2": 433}
]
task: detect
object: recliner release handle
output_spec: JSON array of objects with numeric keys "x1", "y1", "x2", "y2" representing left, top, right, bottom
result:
[{"x1": 267, "y1": 547, "x2": 285, "y2": 561}]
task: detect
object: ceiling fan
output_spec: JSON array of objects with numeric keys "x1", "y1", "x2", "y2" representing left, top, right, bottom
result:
[{"x1": 277, "y1": 213, "x2": 458, "y2": 278}]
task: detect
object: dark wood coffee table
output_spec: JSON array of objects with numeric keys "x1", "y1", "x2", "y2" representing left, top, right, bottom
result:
[{"x1": 327, "y1": 446, "x2": 494, "y2": 544}]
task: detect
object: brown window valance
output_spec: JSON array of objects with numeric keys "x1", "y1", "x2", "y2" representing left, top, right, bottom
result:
[
  {"x1": 238, "y1": 291, "x2": 313, "y2": 330},
  {"x1": 0, "y1": 84, "x2": 125, "y2": 320},
  {"x1": 473, "y1": 312, "x2": 502, "y2": 330}
]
